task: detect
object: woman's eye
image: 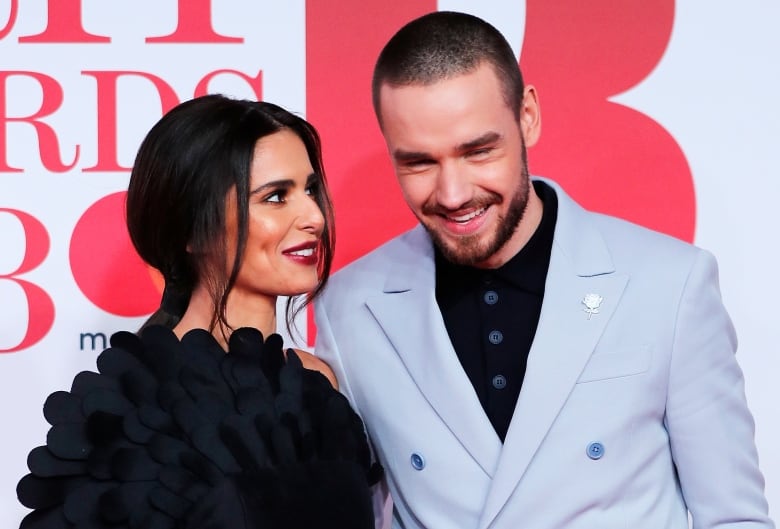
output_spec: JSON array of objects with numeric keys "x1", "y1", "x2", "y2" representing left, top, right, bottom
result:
[{"x1": 265, "y1": 191, "x2": 284, "y2": 203}]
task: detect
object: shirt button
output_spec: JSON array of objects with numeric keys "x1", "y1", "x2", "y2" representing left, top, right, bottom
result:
[
  {"x1": 586, "y1": 442, "x2": 604, "y2": 460},
  {"x1": 488, "y1": 330, "x2": 503, "y2": 344},
  {"x1": 482, "y1": 273, "x2": 493, "y2": 285},
  {"x1": 483, "y1": 290, "x2": 499, "y2": 305},
  {"x1": 492, "y1": 374, "x2": 507, "y2": 389},
  {"x1": 410, "y1": 453, "x2": 425, "y2": 470}
]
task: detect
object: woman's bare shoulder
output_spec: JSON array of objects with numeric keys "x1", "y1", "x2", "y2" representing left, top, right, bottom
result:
[{"x1": 292, "y1": 349, "x2": 338, "y2": 389}]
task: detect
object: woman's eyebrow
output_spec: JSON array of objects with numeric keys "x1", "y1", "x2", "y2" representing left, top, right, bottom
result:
[{"x1": 250, "y1": 179, "x2": 294, "y2": 195}]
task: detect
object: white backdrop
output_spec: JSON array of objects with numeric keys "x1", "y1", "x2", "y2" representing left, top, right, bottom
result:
[{"x1": 1, "y1": 0, "x2": 778, "y2": 525}]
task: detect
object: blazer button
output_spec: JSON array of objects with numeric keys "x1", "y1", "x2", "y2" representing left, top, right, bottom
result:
[
  {"x1": 410, "y1": 453, "x2": 425, "y2": 471},
  {"x1": 586, "y1": 442, "x2": 604, "y2": 460}
]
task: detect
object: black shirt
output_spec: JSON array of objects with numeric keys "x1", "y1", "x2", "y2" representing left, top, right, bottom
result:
[{"x1": 435, "y1": 180, "x2": 558, "y2": 441}]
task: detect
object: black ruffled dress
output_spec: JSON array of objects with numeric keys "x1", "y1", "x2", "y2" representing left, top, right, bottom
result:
[{"x1": 17, "y1": 326, "x2": 381, "y2": 529}]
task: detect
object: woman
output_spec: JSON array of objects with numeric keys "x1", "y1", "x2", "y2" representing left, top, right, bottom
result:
[{"x1": 17, "y1": 95, "x2": 380, "y2": 529}]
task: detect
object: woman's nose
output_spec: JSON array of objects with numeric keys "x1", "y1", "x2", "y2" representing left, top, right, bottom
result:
[{"x1": 298, "y1": 193, "x2": 325, "y2": 234}]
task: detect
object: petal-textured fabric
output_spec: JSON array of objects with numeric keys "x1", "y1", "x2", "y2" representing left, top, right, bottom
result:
[{"x1": 17, "y1": 326, "x2": 381, "y2": 529}]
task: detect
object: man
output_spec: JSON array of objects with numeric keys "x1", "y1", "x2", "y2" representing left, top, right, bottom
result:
[{"x1": 314, "y1": 11, "x2": 773, "y2": 529}]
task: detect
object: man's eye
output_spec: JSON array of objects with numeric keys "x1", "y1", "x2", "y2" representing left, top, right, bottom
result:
[
  {"x1": 468, "y1": 148, "x2": 492, "y2": 157},
  {"x1": 405, "y1": 159, "x2": 434, "y2": 167}
]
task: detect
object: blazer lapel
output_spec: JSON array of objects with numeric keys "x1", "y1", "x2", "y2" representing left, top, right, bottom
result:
[
  {"x1": 366, "y1": 226, "x2": 502, "y2": 477},
  {"x1": 479, "y1": 181, "x2": 629, "y2": 528}
]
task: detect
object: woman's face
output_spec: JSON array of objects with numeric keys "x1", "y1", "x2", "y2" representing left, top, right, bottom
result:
[{"x1": 224, "y1": 129, "x2": 325, "y2": 301}]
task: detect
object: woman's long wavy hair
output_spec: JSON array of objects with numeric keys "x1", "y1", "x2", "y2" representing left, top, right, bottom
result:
[{"x1": 126, "y1": 94, "x2": 335, "y2": 340}]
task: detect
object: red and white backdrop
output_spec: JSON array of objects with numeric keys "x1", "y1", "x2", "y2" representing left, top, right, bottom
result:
[{"x1": 1, "y1": 0, "x2": 778, "y2": 523}]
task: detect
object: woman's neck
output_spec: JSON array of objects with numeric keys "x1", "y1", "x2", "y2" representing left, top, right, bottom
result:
[{"x1": 173, "y1": 284, "x2": 277, "y2": 349}]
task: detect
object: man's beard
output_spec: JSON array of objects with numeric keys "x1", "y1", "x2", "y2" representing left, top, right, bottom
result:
[{"x1": 420, "y1": 142, "x2": 530, "y2": 267}]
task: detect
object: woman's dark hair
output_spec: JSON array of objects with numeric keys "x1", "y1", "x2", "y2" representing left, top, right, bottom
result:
[{"x1": 126, "y1": 94, "x2": 335, "y2": 338}]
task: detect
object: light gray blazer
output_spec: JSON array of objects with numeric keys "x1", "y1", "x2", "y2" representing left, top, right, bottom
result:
[{"x1": 314, "y1": 179, "x2": 773, "y2": 529}]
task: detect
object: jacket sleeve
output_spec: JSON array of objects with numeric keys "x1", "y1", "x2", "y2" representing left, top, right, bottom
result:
[
  {"x1": 665, "y1": 249, "x2": 774, "y2": 528},
  {"x1": 314, "y1": 295, "x2": 394, "y2": 529}
]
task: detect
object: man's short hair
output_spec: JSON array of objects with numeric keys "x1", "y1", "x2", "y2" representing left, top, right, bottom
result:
[{"x1": 372, "y1": 11, "x2": 525, "y2": 123}]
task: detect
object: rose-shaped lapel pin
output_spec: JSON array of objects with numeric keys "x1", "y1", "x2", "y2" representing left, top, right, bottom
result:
[{"x1": 581, "y1": 293, "x2": 604, "y2": 319}]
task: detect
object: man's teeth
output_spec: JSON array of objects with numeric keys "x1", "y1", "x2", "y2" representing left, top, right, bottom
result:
[
  {"x1": 289, "y1": 248, "x2": 314, "y2": 257},
  {"x1": 449, "y1": 207, "x2": 486, "y2": 222}
]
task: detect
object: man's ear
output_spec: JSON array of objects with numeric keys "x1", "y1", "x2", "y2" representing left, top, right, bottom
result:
[{"x1": 519, "y1": 85, "x2": 541, "y2": 148}]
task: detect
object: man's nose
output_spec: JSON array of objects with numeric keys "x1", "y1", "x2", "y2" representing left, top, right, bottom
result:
[{"x1": 435, "y1": 161, "x2": 472, "y2": 210}]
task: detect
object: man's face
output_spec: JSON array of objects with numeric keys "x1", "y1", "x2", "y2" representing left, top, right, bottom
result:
[{"x1": 378, "y1": 62, "x2": 541, "y2": 269}]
